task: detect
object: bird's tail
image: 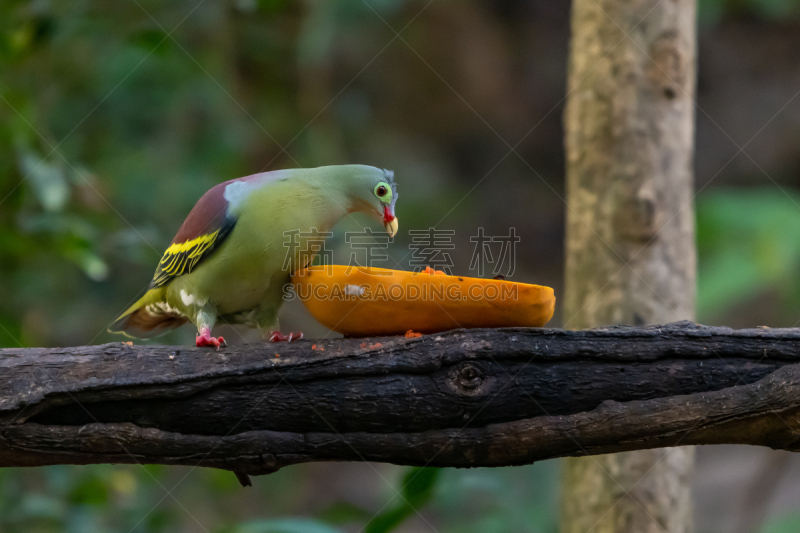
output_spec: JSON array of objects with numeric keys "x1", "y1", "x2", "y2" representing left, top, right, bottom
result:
[{"x1": 108, "y1": 287, "x2": 188, "y2": 338}]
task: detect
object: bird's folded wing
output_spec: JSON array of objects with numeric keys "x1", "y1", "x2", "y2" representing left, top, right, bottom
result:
[{"x1": 149, "y1": 218, "x2": 236, "y2": 289}]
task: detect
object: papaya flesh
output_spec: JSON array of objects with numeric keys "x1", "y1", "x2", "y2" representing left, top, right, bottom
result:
[{"x1": 291, "y1": 265, "x2": 555, "y2": 337}]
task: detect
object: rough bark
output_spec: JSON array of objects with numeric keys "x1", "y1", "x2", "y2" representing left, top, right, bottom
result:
[
  {"x1": 1, "y1": 323, "x2": 800, "y2": 478},
  {"x1": 563, "y1": 0, "x2": 697, "y2": 531}
]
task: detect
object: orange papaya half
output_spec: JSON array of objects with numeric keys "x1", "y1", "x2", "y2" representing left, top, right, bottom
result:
[{"x1": 291, "y1": 265, "x2": 555, "y2": 337}]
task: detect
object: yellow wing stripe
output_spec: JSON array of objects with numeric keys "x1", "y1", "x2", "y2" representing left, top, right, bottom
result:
[{"x1": 149, "y1": 229, "x2": 224, "y2": 288}]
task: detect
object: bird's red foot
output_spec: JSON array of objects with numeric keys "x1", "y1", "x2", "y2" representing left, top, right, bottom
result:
[
  {"x1": 196, "y1": 328, "x2": 226, "y2": 350},
  {"x1": 268, "y1": 331, "x2": 303, "y2": 342}
]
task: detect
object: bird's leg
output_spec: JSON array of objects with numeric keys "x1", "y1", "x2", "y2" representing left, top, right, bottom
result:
[
  {"x1": 258, "y1": 314, "x2": 302, "y2": 343},
  {"x1": 267, "y1": 331, "x2": 303, "y2": 342},
  {"x1": 196, "y1": 326, "x2": 226, "y2": 349},
  {"x1": 194, "y1": 306, "x2": 225, "y2": 350}
]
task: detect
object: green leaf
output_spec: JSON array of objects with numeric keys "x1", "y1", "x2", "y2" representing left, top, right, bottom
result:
[
  {"x1": 67, "y1": 475, "x2": 109, "y2": 506},
  {"x1": 365, "y1": 468, "x2": 441, "y2": 533},
  {"x1": 71, "y1": 248, "x2": 109, "y2": 282},
  {"x1": 17, "y1": 148, "x2": 69, "y2": 212},
  {"x1": 365, "y1": 506, "x2": 413, "y2": 533},
  {"x1": 316, "y1": 501, "x2": 372, "y2": 524},
  {"x1": 402, "y1": 467, "x2": 440, "y2": 504}
]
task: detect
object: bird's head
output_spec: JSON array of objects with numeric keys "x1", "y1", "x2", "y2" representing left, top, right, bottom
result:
[{"x1": 344, "y1": 166, "x2": 398, "y2": 238}]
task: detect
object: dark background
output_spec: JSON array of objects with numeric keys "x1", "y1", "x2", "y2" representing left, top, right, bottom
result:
[{"x1": 2, "y1": 0, "x2": 800, "y2": 531}]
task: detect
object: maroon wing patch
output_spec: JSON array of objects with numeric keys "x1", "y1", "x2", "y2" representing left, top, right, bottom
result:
[{"x1": 149, "y1": 181, "x2": 237, "y2": 289}]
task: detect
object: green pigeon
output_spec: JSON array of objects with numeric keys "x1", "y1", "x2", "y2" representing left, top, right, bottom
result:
[{"x1": 109, "y1": 164, "x2": 399, "y2": 348}]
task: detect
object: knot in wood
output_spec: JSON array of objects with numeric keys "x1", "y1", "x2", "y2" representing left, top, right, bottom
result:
[
  {"x1": 614, "y1": 185, "x2": 661, "y2": 243},
  {"x1": 458, "y1": 365, "x2": 483, "y2": 390},
  {"x1": 646, "y1": 32, "x2": 690, "y2": 102},
  {"x1": 450, "y1": 363, "x2": 491, "y2": 397}
]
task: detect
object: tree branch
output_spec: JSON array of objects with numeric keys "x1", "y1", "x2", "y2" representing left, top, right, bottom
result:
[{"x1": 2, "y1": 321, "x2": 800, "y2": 477}]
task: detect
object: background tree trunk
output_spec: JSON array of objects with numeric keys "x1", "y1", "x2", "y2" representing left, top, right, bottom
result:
[{"x1": 561, "y1": 0, "x2": 697, "y2": 532}]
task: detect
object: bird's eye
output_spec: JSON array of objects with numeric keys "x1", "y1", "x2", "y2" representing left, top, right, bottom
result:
[{"x1": 374, "y1": 182, "x2": 392, "y2": 203}]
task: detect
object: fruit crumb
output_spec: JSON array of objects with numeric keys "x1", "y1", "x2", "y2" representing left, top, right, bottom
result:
[
  {"x1": 405, "y1": 330, "x2": 423, "y2": 338},
  {"x1": 422, "y1": 266, "x2": 445, "y2": 275}
]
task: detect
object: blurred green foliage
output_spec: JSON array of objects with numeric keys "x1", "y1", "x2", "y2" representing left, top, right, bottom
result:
[
  {"x1": 0, "y1": 465, "x2": 179, "y2": 533},
  {"x1": 697, "y1": 188, "x2": 800, "y2": 325},
  {"x1": 221, "y1": 519, "x2": 344, "y2": 533},
  {"x1": 761, "y1": 512, "x2": 800, "y2": 533},
  {"x1": 0, "y1": 461, "x2": 559, "y2": 533},
  {"x1": 699, "y1": 0, "x2": 800, "y2": 23}
]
